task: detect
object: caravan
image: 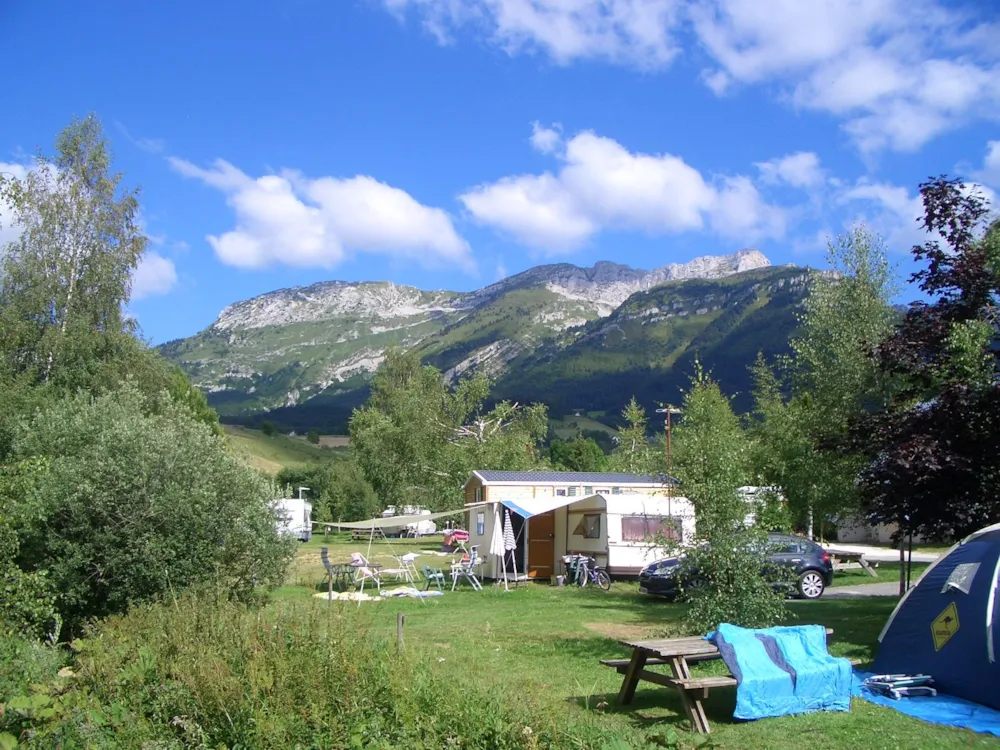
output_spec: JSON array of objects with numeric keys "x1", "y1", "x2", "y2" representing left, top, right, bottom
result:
[
  {"x1": 275, "y1": 498, "x2": 313, "y2": 542},
  {"x1": 380, "y1": 505, "x2": 437, "y2": 537},
  {"x1": 462, "y1": 471, "x2": 693, "y2": 580}
]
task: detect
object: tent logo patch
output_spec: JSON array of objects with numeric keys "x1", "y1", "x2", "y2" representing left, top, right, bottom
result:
[{"x1": 931, "y1": 602, "x2": 960, "y2": 651}]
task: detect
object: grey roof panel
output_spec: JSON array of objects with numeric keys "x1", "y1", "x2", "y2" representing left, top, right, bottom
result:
[{"x1": 475, "y1": 470, "x2": 676, "y2": 484}]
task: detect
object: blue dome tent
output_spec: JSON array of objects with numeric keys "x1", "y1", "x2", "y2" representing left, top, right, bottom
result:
[{"x1": 873, "y1": 523, "x2": 1000, "y2": 709}]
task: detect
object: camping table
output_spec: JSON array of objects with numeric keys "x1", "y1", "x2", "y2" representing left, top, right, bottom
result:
[
  {"x1": 828, "y1": 550, "x2": 878, "y2": 577},
  {"x1": 326, "y1": 562, "x2": 355, "y2": 589},
  {"x1": 603, "y1": 628, "x2": 836, "y2": 734}
]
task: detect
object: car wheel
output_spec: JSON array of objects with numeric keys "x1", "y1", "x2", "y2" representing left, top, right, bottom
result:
[{"x1": 798, "y1": 570, "x2": 825, "y2": 599}]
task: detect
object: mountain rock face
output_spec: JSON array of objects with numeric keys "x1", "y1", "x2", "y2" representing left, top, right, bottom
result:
[{"x1": 159, "y1": 249, "x2": 806, "y2": 430}]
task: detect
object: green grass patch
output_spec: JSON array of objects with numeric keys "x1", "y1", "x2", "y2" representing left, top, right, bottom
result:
[
  {"x1": 276, "y1": 540, "x2": 998, "y2": 749},
  {"x1": 223, "y1": 424, "x2": 337, "y2": 474},
  {"x1": 830, "y1": 562, "x2": 930, "y2": 588}
]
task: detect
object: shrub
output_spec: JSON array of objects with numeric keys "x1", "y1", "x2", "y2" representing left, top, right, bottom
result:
[
  {"x1": 6, "y1": 385, "x2": 295, "y2": 636},
  {"x1": 0, "y1": 594, "x2": 622, "y2": 749}
]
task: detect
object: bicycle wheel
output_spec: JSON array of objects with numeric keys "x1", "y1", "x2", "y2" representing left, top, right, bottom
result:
[
  {"x1": 579, "y1": 563, "x2": 588, "y2": 587},
  {"x1": 596, "y1": 569, "x2": 611, "y2": 591}
]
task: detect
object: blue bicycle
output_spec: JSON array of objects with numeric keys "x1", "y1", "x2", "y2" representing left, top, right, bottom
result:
[{"x1": 563, "y1": 554, "x2": 612, "y2": 591}]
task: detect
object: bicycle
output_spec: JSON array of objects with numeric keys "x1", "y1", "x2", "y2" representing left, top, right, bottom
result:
[{"x1": 563, "y1": 554, "x2": 612, "y2": 591}]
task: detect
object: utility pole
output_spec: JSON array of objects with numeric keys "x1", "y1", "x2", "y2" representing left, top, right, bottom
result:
[{"x1": 655, "y1": 406, "x2": 681, "y2": 502}]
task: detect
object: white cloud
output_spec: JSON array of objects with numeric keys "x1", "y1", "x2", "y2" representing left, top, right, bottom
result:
[
  {"x1": 693, "y1": 0, "x2": 1000, "y2": 152},
  {"x1": 168, "y1": 157, "x2": 474, "y2": 272},
  {"x1": 460, "y1": 127, "x2": 785, "y2": 252},
  {"x1": 530, "y1": 122, "x2": 562, "y2": 154},
  {"x1": 755, "y1": 152, "x2": 823, "y2": 188},
  {"x1": 114, "y1": 121, "x2": 165, "y2": 154},
  {"x1": 381, "y1": 0, "x2": 1000, "y2": 153},
  {"x1": 975, "y1": 141, "x2": 1000, "y2": 188},
  {"x1": 132, "y1": 251, "x2": 178, "y2": 300},
  {"x1": 837, "y1": 180, "x2": 925, "y2": 252},
  {"x1": 0, "y1": 162, "x2": 29, "y2": 248},
  {"x1": 382, "y1": 0, "x2": 682, "y2": 68}
]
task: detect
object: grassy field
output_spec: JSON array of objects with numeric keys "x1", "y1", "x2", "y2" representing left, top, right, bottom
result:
[
  {"x1": 223, "y1": 424, "x2": 338, "y2": 474},
  {"x1": 550, "y1": 415, "x2": 617, "y2": 439},
  {"x1": 277, "y1": 537, "x2": 997, "y2": 749}
]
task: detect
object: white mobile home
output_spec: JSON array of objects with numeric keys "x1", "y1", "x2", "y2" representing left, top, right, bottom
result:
[
  {"x1": 275, "y1": 498, "x2": 313, "y2": 542},
  {"x1": 463, "y1": 471, "x2": 693, "y2": 579}
]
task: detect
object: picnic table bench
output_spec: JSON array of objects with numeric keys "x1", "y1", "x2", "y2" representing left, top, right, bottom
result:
[
  {"x1": 827, "y1": 549, "x2": 878, "y2": 577},
  {"x1": 602, "y1": 628, "x2": 850, "y2": 734}
]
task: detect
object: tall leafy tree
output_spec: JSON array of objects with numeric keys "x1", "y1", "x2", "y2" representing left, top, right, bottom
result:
[
  {"x1": 608, "y1": 397, "x2": 656, "y2": 475},
  {"x1": 750, "y1": 227, "x2": 898, "y2": 536},
  {"x1": 350, "y1": 350, "x2": 547, "y2": 510},
  {"x1": 851, "y1": 178, "x2": 1000, "y2": 541},
  {"x1": 672, "y1": 365, "x2": 787, "y2": 631},
  {"x1": 548, "y1": 437, "x2": 607, "y2": 472},
  {"x1": 0, "y1": 115, "x2": 146, "y2": 388}
]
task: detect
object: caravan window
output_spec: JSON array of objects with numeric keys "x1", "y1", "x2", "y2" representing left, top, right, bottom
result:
[
  {"x1": 611, "y1": 487, "x2": 622, "y2": 495},
  {"x1": 621, "y1": 516, "x2": 682, "y2": 542},
  {"x1": 573, "y1": 514, "x2": 601, "y2": 538},
  {"x1": 475, "y1": 486, "x2": 482, "y2": 503},
  {"x1": 476, "y1": 512, "x2": 485, "y2": 536},
  {"x1": 556, "y1": 488, "x2": 567, "y2": 496},
  {"x1": 584, "y1": 486, "x2": 593, "y2": 495},
  {"x1": 568, "y1": 486, "x2": 577, "y2": 497}
]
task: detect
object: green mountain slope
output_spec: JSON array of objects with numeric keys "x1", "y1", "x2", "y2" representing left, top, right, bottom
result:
[
  {"x1": 492, "y1": 265, "x2": 810, "y2": 417},
  {"x1": 159, "y1": 251, "x2": 810, "y2": 432}
]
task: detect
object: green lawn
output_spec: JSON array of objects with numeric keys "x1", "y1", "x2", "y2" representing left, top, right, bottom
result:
[
  {"x1": 550, "y1": 416, "x2": 617, "y2": 439},
  {"x1": 277, "y1": 537, "x2": 998, "y2": 749},
  {"x1": 829, "y1": 562, "x2": 929, "y2": 588},
  {"x1": 222, "y1": 424, "x2": 339, "y2": 474}
]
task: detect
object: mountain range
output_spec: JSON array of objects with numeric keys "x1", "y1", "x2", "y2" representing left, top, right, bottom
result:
[{"x1": 159, "y1": 249, "x2": 814, "y2": 433}]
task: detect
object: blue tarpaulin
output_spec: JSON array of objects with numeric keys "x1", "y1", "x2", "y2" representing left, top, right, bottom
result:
[
  {"x1": 853, "y1": 670, "x2": 1000, "y2": 737},
  {"x1": 707, "y1": 624, "x2": 852, "y2": 721}
]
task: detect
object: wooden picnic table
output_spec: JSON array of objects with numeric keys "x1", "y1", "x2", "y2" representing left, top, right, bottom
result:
[
  {"x1": 827, "y1": 549, "x2": 878, "y2": 577},
  {"x1": 602, "y1": 628, "x2": 836, "y2": 734}
]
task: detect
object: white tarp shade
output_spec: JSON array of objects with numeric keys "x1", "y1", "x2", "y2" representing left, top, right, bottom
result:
[
  {"x1": 320, "y1": 505, "x2": 482, "y2": 530},
  {"x1": 499, "y1": 495, "x2": 581, "y2": 519}
]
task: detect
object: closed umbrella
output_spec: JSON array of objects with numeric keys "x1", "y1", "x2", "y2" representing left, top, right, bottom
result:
[
  {"x1": 503, "y1": 509, "x2": 518, "y2": 586},
  {"x1": 489, "y1": 505, "x2": 507, "y2": 590}
]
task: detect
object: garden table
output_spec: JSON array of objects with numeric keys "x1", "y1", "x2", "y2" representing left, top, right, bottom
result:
[{"x1": 602, "y1": 628, "x2": 836, "y2": 734}]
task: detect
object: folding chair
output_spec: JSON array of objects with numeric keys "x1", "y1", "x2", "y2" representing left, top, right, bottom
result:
[
  {"x1": 319, "y1": 546, "x2": 339, "y2": 590},
  {"x1": 349, "y1": 552, "x2": 381, "y2": 594},
  {"x1": 421, "y1": 564, "x2": 446, "y2": 591},
  {"x1": 451, "y1": 545, "x2": 483, "y2": 591}
]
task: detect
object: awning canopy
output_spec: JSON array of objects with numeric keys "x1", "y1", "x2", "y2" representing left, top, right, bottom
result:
[
  {"x1": 318, "y1": 505, "x2": 482, "y2": 530},
  {"x1": 500, "y1": 495, "x2": 579, "y2": 519}
]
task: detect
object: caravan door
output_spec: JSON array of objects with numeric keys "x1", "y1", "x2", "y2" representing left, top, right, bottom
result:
[{"x1": 527, "y1": 511, "x2": 555, "y2": 579}]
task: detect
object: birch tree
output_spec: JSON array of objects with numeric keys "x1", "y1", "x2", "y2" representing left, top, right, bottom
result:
[{"x1": 0, "y1": 115, "x2": 146, "y2": 388}]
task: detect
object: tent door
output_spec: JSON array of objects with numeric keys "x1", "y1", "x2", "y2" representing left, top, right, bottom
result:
[{"x1": 527, "y1": 511, "x2": 556, "y2": 579}]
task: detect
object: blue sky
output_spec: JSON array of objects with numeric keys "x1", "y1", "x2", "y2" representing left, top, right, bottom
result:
[{"x1": 1, "y1": 0, "x2": 998, "y2": 344}]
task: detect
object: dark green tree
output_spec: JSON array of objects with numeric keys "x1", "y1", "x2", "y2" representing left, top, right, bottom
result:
[
  {"x1": 851, "y1": 178, "x2": 1000, "y2": 542},
  {"x1": 547, "y1": 437, "x2": 607, "y2": 471},
  {"x1": 350, "y1": 350, "x2": 547, "y2": 510}
]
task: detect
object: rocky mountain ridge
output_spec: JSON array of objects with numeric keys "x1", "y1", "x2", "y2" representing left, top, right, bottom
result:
[
  {"x1": 160, "y1": 249, "x2": 800, "y2": 429},
  {"x1": 210, "y1": 248, "x2": 771, "y2": 331}
]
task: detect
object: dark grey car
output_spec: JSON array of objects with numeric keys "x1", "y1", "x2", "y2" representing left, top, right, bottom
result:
[{"x1": 637, "y1": 532, "x2": 835, "y2": 600}]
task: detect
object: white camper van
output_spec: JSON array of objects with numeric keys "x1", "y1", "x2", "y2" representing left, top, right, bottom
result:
[
  {"x1": 380, "y1": 505, "x2": 437, "y2": 537},
  {"x1": 275, "y1": 498, "x2": 312, "y2": 542}
]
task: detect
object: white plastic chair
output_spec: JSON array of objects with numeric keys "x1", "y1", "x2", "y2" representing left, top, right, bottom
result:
[
  {"x1": 350, "y1": 552, "x2": 381, "y2": 593},
  {"x1": 451, "y1": 545, "x2": 483, "y2": 591}
]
